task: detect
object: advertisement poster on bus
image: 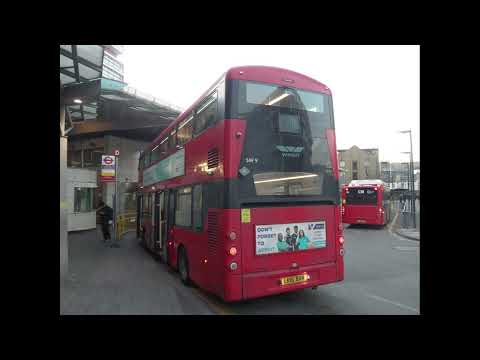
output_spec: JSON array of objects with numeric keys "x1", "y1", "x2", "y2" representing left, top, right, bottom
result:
[
  {"x1": 255, "y1": 221, "x2": 326, "y2": 255},
  {"x1": 143, "y1": 148, "x2": 185, "y2": 186}
]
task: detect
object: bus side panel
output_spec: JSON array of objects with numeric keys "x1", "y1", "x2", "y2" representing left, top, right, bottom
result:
[
  {"x1": 174, "y1": 228, "x2": 208, "y2": 287},
  {"x1": 142, "y1": 218, "x2": 153, "y2": 245},
  {"x1": 243, "y1": 263, "x2": 338, "y2": 300},
  {"x1": 184, "y1": 120, "x2": 226, "y2": 183},
  {"x1": 335, "y1": 205, "x2": 344, "y2": 281},
  {"x1": 223, "y1": 119, "x2": 246, "y2": 179},
  {"x1": 223, "y1": 209, "x2": 243, "y2": 301},
  {"x1": 203, "y1": 208, "x2": 226, "y2": 298}
]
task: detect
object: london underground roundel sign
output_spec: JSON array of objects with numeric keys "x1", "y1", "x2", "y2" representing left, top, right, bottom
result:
[{"x1": 101, "y1": 155, "x2": 115, "y2": 166}]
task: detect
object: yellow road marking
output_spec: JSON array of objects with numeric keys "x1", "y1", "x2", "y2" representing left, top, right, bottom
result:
[{"x1": 191, "y1": 288, "x2": 236, "y2": 315}]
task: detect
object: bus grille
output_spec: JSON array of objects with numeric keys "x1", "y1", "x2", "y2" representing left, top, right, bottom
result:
[
  {"x1": 207, "y1": 212, "x2": 219, "y2": 256},
  {"x1": 208, "y1": 148, "x2": 219, "y2": 169}
]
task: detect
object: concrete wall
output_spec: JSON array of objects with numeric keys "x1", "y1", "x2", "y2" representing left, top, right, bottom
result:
[
  {"x1": 102, "y1": 135, "x2": 149, "y2": 210},
  {"x1": 67, "y1": 168, "x2": 98, "y2": 231},
  {"x1": 60, "y1": 136, "x2": 68, "y2": 279},
  {"x1": 338, "y1": 146, "x2": 380, "y2": 184}
]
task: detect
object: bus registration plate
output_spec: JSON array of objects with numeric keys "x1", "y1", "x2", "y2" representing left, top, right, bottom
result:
[{"x1": 280, "y1": 274, "x2": 308, "y2": 286}]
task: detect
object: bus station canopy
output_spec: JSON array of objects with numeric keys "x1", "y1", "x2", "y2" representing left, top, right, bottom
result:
[{"x1": 60, "y1": 45, "x2": 182, "y2": 141}]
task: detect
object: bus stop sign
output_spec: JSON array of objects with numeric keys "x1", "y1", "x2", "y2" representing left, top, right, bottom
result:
[{"x1": 101, "y1": 155, "x2": 116, "y2": 182}]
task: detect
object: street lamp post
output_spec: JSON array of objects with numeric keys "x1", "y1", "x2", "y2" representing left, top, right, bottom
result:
[{"x1": 399, "y1": 129, "x2": 416, "y2": 228}]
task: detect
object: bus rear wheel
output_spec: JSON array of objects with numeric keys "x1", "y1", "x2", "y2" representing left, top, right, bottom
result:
[{"x1": 178, "y1": 247, "x2": 191, "y2": 286}]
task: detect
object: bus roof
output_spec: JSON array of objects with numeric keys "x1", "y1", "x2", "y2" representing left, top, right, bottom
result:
[
  {"x1": 348, "y1": 179, "x2": 386, "y2": 187},
  {"x1": 144, "y1": 65, "x2": 331, "y2": 153},
  {"x1": 226, "y1": 65, "x2": 331, "y2": 95}
]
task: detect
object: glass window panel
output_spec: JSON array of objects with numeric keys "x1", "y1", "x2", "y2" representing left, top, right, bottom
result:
[
  {"x1": 83, "y1": 106, "x2": 97, "y2": 113},
  {"x1": 151, "y1": 145, "x2": 161, "y2": 163},
  {"x1": 60, "y1": 73, "x2": 76, "y2": 84},
  {"x1": 177, "y1": 115, "x2": 193, "y2": 146},
  {"x1": 76, "y1": 45, "x2": 103, "y2": 66},
  {"x1": 74, "y1": 188, "x2": 94, "y2": 212},
  {"x1": 78, "y1": 63, "x2": 101, "y2": 79},
  {"x1": 194, "y1": 93, "x2": 217, "y2": 135},
  {"x1": 60, "y1": 55, "x2": 74, "y2": 68},
  {"x1": 60, "y1": 45, "x2": 72, "y2": 53},
  {"x1": 160, "y1": 137, "x2": 168, "y2": 154},
  {"x1": 193, "y1": 185, "x2": 203, "y2": 230},
  {"x1": 168, "y1": 129, "x2": 177, "y2": 150},
  {"x1": 175, "y1": 187, "x2": 192, "y2": 227},
  {"x1": 83, "y1": 113, "x2": 97, "y2": 120}
]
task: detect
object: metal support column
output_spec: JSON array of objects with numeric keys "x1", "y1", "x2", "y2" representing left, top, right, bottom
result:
[
  {"x1": 60, "y1": 105, "x2": 69, "y2": 279},
  {"x1": 409, "y1": 131, "x2": 416, "y2": 228}
]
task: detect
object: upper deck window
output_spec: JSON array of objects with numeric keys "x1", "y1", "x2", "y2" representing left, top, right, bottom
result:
[
  {"x1": 194, "y1": 91, "x2": 217, "y2": 136},
  {"x1": 177, "y1": 114, "x2": 193, "y2": 146},
  {"x1": 160, "y1": 137, "x2": 168, "y2": 155},
  {"x1": 144, "y1": 152, "x2": 151, "y2": 168},
  {"x1": 168, "y1": 128, "x2": 177, "y2": 150},
  {"x1": 151, "y1": 144, "x2": 161, "y2": 163},
  {"x1": 245, "y1": 82, "x2": 326, "y2": 113}
]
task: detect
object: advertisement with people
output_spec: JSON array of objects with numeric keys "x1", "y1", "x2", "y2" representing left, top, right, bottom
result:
[{"x1": 255, "y1": 221, "x2": 327, "y2": 255}]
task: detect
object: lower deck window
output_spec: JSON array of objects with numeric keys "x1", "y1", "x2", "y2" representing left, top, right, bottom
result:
[
  {"x1": 175, "y1": 187, "x2": 192, "y2": 227},
  {"x1": 74, "y1": 187, "x2": 94, "y2": 212}
]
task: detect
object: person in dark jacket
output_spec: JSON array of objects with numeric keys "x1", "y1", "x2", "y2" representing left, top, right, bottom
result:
[{"x1": 97, "y1": 201, "x2": 113, "y2": 242}]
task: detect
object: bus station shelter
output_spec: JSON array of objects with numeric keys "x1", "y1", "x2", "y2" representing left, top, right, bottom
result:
[{"x1": 60, "y1": 45, "x2": 180, "y2": 279}]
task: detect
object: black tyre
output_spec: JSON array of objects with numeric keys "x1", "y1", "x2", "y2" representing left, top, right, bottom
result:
[
  {"x1": 178, "y1": 247, "x2": 191, "y2": 286},
  {"x1": 140, "y1": 229, "x2": 146, "y2": 248},
  {"x1": 161, "y1": 238, "x2": 169, "y2": 264}
]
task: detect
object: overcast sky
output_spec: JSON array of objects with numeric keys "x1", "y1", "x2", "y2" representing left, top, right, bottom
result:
[{"x1": 121, "y1": 45, "x2": 419, "y2": 163}]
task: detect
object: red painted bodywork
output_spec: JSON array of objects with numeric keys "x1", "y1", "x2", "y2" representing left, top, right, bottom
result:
[
  {"x1": 341, "y1": 184, "x2": 386, "y2": 225},
  {"x1": 138, "y1": 66, "x2": 343, "y2": 301},
  {"x1": 226, "y1": 66, "x2": 331, "y2": 95}
]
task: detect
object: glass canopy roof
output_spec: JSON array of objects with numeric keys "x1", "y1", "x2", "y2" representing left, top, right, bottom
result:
[{"x1": 60, "y1": 45, "x2": 182, "y2": 123}]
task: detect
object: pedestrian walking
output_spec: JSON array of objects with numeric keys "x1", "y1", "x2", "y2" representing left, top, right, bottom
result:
[{"x1": 96, "y1": 201, "x2": 113, "y2": 244}]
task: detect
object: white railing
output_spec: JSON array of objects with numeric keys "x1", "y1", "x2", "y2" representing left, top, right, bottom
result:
[{"x1": 121, "y1": 86, "x2": 183, "y2": 113}]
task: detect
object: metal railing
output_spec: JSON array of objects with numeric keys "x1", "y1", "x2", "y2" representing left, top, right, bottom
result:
[{"x1": 115, "y1": 212, "x2": 137, "y2": 239}]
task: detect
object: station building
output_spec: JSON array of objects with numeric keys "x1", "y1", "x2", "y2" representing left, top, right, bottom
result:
[
  {"x1": 60, "y1": 45, "x2": 181, "y2": 277},
  {"x1": 337, "y1": 146, "x2": 380, "y2": 185}
]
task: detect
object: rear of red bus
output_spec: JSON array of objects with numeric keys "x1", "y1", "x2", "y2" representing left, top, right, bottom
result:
[
  {"x1": 341, "y1": 184, "x2": 386, "y2": 225},
  {"x1": 217, "y1": 67, "x2": 344, "y2": 301}
]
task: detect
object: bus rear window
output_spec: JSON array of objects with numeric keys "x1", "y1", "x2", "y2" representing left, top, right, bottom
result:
[{"x1": 346, "y1": 188, "x2": 377, "y2": 205}]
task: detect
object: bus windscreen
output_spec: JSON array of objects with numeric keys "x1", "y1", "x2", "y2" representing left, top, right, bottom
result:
[
  {"x1": 346, "y1": 188, "x2": 378, "y2": 205},
  {"x1": 229, "y1": 79, "x2": 338, "y2": 201}
]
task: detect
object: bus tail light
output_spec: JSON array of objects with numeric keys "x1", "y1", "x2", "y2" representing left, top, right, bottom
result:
[
  {"x1": 339, "y1": 236, "x2": 344, "y2": 245},
  {"x1": 229, "y1": 262, "x2": 238, "y2": 270},
  {"x1": 228, "y1": 231, "x2": 237, "y2": 240},
  {"x1": 229, "y1": 247, "x2": 237, "y2": 256}
]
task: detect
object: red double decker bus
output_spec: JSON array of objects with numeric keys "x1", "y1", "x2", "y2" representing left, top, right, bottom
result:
[
  {"x1": 136, "y1": 66, "x2": 344, "y2": 301},
  {"x1": 341, "y1": 179, "x2": 391, "y2": 226}
]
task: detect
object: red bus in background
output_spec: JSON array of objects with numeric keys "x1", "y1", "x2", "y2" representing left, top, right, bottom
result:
[
  {"x1": 341, "y1": 180, "x2": 391, "y2": 226},
  {"x1": 136, "y1": 66, "x2": 344, "y2": 302}
]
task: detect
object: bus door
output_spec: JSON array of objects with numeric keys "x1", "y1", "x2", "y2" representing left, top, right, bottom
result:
[
  {"x1": 153, "y1": 190, "x2": 167, "y2": 253},
  {"x1": 160, "y1": 191, "x2": 168, "y2": 252},
  {"x1": 153, "y1": 191, "x2": 164, "y2": 252},
  {"x1": 163, "y1": 189, "x2": 176, "y2": 264},
  {"x1": 381, "y1": 189, "x2": 391, "y2": 224},
  {"x1": 136, "y1": 194, "x2": 142, "y2": 238}
]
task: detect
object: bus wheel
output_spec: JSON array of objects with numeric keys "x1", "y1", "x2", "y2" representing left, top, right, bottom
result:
[
  {"x1": 178, "y1": 247, "x2": 191, "y2": 286},
  {"x1": 178, "y1": 247, "x2": 190, "y2": 285},
  {"x1": 161, "y1": 239, "x2": 169, "y2": 264}
]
